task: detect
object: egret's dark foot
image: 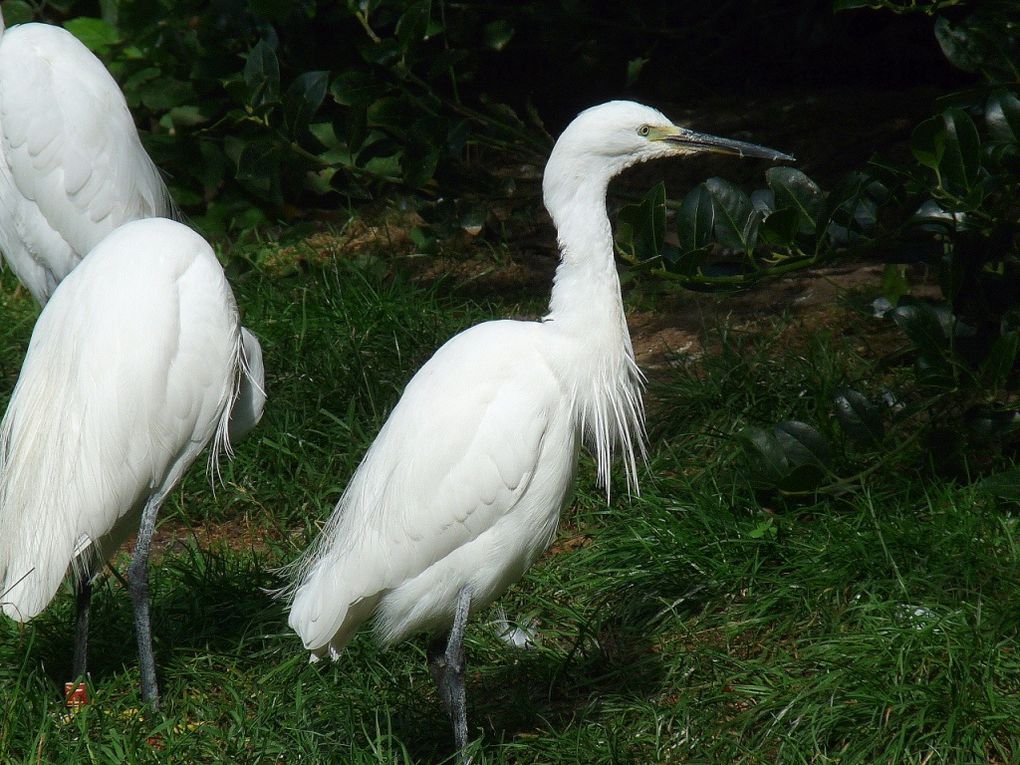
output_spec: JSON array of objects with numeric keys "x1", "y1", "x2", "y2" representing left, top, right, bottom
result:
[
  {"x1": 129, "y1": 496, "x2": 162, "y2": 710},
  {"x1": 427, "y1": 586, "x2": 473, "y2": 762},
  {"x1": 72, "y1": 575, "x2": 91, "y2": 681}
]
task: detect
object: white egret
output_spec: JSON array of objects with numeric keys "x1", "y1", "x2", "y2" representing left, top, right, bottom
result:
[
  {"x1": 0, "y1": 13, "x2": 268, "y2": 696},
  {"x1": 0, "y1": 217, "x2": 260, "y2": 709},
  {"x1": 285, "y1": 100, "x2": 791, "y2": 756},
  {"x1": 0, "y1": 11, "x2": 171, "y2": 305}
]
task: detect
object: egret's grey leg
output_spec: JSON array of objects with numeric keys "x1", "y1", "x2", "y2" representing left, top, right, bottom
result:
[
  {"x1": 72, "y1": 575, "x2": 91, "y2": 681},
  {"x1": 427, "y1": 585, "x2": 473, "y2": 760},
  {"x1": 128, "y1": 494, "x2": 163, "y2": 709}
]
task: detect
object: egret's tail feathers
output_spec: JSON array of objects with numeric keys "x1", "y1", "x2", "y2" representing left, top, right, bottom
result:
[
  {"x1": 286, "y1": 555, "x2": 381, "y2": 658},
  {"x1": 226, "y1": 327, "x2": 266, "y2": 448},
  {"x1": 207, "y1": 327, "x2": 246, "y2": 481}
]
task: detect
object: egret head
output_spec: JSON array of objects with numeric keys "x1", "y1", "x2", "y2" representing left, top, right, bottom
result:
[{"x1": 543, "y1": 100, "x2": 792, "y2": 218}]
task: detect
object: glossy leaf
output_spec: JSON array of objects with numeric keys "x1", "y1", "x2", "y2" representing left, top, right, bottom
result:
[
  {"x1": 244, "y1": 40, "x2": 280, "y2": 110},
  {"x1": 706, "y1": 177, "x2": 759, "y2": 253},
  {"x1": 738, "y1": 421, "x2": 830, "y2": 492},
  {"x1": 396, "y1": 0, "x2": 431, "y2": 52},
  {"x1": 330, "y1": 71, "x2": 380, "y2": 108},
  {"x1": 616, "y1": 183, "x2": 665, "y2": 262},
  {"x1": 677, "y1": 184, "x2": 714, "y2": 253},
  {"x1": 766, "y1": 167, "x2": 822, "y2": 234},
  {"x1": 911, "y1": 115, "x2": 944, "y2": 172},
  {"x1": 833, "y1": 388, "x2": 884, "y2": 445},
  {"x1": 774, "y1": 421, "x2": 831, "y2": 467},
  {"x1": 284, "y1": 71, "x2": 330, "y2": 138},
  {"x1": 236, "y1": 138, "x2": 279, "y2": 183},
  {"x1": 986, "y1": 92, "x2": 1020, "y2": 143},
  {"x1": 760, "y1": 207, "x2": 800, "y2": 246},
  {"x1": 939, "y1": 109, "x2": 980, "y2": 196},
  {"x1": 892, "y1": 299, "x2": 951, "y2": 356}
]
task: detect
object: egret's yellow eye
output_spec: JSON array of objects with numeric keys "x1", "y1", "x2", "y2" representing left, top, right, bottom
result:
[{"x1": 638, "y1": 125, "x2": 651, "y2": 137}]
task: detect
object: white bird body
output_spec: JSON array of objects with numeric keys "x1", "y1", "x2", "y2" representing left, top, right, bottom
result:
[
  {"x1": 290, "y1": 320, "x2": 582, "y2": 655},
  {"x1": 0, "y1": 16, "x2": 170, "y2": 305},
  {"x1": 0, "y1": 218, "x2": 240, "y2": 621},
  {"x1": 287, "y1": 104, "x2": 668, "y2": 661},
  {"x1": 286, "y1": 101, "x2": 791, "y2": 752}
]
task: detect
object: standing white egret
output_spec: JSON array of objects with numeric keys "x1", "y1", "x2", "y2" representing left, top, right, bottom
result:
[
  {"x1": 285, "y1": 100, "x2": 792, "y2": 756},
  {"x1": 0, "y1": 11, "x2": 171, "y2": 305},
  {"x1": 0, "y1": 12, "x2": 267, "y2": 695},
  {"x1": 0, "y1": 217, "x2": 258, "y2": 709}
]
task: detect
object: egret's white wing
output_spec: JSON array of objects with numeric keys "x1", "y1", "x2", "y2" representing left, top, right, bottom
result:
[
  {"x1": 0, "y1": 219, "x2": 238, "y2": 621},
  {"x1": 289, "y1": 320, "x2": 567, "y2": 652},
  {"x1": 0, "y1": 23, "x2": 170, "y2": 304}
]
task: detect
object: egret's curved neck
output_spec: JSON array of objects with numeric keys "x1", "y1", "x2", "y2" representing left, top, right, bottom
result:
[{"x1": 544, "y1": 174, "x2": 624, "y2": 329}]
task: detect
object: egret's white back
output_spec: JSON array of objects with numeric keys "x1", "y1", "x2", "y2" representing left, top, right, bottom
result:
[
  {"x1": 0, "y1": 20, "x2": 171, "y2": 304},
  {"x1": 0, "y1": 218, "x2": 240, "y2": 621}
]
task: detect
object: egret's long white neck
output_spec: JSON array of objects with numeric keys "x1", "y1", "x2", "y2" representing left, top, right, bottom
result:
[
  {"x1": 541, "y1": 154, "x2": 645, "y2": 495},
  {"x1": 543, "y1": 163, "x2": 626, "y2": 328}
]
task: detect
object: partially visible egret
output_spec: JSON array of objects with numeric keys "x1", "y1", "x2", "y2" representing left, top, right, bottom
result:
[
  {"x1": 0, "y1": 218, "x2": 261, "y2": 708},
  {"x1": 285, "y1": 100, "x2": 792, "y2": 756},
  {"x1": 0, "y1": 14, "x2": 267, "y2": 697},
  {"x1": 0, "y1": 11, "x2": 171, "y2": 305}
]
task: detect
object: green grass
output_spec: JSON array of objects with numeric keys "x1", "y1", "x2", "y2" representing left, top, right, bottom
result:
[{"x1": 1, "y1": 246, "x2": 1018, "y2": 763}]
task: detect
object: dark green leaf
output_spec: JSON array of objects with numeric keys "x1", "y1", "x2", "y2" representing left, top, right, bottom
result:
[
  {"x1": 615, "y1": 183, "x2": 665, "y2": 262},
  {"x1": 139, "y1": 78, "x2": 195, "y2": 111},
  {"x1": 483, "y1": 19, "x2": 515, "y2": 51},
  {"x1": 980, "y1": 332, "x2": 1018, "y2": 390},
  {"x1": 760, "y1": 207, "x2": 800, "y2": 246},
  {"x1": 677, "y1": 184, "x2": 714, "y2": 253},
  {"x1": 766, "y1": 167, "x2": 822, "y2": 234},
  {"x1": 965, "y1": 407, "x2": 1020, "y2": 444},
  {"x1": 3, "y1": 1, "x2": 34, "y2": 24},
  {"x1": 833, "y1": 389, "x2": 884, "y2": 445},
  {"x1": 833, "y1": 0, "x2": 876, "y2": 10},
  {"x1": 330, "y1": 71, "x2": 382, "y2": 108},
  {"x1": 284, "y1": 71, "x2": 330, "y2": 138},
  {"x1": 774, "y1": 421, "x2": 831, "y2": 467},
  {"x1": 881, "y1": 264, "x2": 909, "y2": 305},
  {"x1": 244, "y1": 40, "x2": 280, "y2": 109},
  {"x1": 986, "y1": 92, "x2": 1020, "y2": 144},
  {"x1": 737, "y1": 426, "x2": 789, "y2": 487},
  {"x1": 705, "y1": 177, "x2": 759, "y2": 253},
  {"x1": 939, "y1": 108, "x2": 980, "y2": 196},
  {"x1": 367, "y1": 96, "x2": 413, "y2": 129},
  {"x1": 892, "y1": 299, "x2": 951, "y2": 356},
  {"x1": 911, "y1": 115, "x2": 944, "y2": 172},
  {"x1": 235, "y1": 139, "x2": 279, "y2": 183},
  {"x1": 738, "y1": 421, "x2": 830, "y2": 492},
  {"x1": 978, "y1": 468, "x2": 1020, "y2": 501},
  {"x1": 64, "y1": 17, "x2": 120, "y2": 53},
  {"x1": 396, "y1": 0, "x2": 431, "y2": 51}
]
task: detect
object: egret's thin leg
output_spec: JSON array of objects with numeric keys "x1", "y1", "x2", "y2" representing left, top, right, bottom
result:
[
  {"x1": 128, "y1": 494, "x2": 163, "y2": 709},
  {"x1": 427, "y1": 585, "x2": 473, "y2": 760},
  {"x1": 72, "y1": 575, "x2": 91, "y2": 681}
]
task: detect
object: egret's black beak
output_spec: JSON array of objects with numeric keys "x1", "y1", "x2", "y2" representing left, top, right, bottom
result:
[{"x1": 656, "y1": 126, "x2": 794, "y2": 162}]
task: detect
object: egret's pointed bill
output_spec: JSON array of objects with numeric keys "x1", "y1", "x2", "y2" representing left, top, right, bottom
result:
[{"x1": 652, "y1": 125, "x2": 794, "y2": 162}]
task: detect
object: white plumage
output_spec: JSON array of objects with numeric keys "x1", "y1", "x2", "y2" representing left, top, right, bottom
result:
[
  {"x1": 0, "y1": 218, "x2": 238, "y2": 615},
  {"x1": 0, "y1": 13, "x2": 171, "y2": 305},
  {"x1": 0, "y1": 218, "x2": 254, "y2": 705},
  {"x1": 286, "y1": 100, "x2": 791, "y2": 753}
]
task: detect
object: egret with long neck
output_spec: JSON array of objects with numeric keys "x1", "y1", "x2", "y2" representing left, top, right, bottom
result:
[{"x1": 285, "y1": 100, "x2": 792, "y2": 759}]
